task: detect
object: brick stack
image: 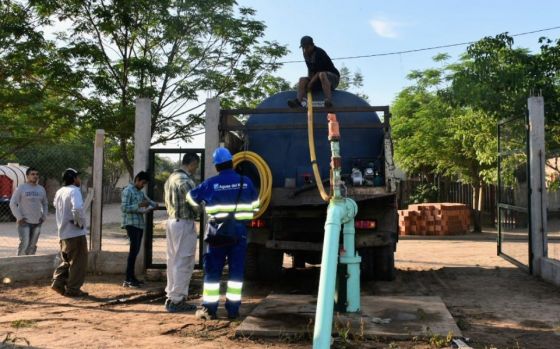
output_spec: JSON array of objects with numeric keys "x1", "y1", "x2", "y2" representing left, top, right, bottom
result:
[{"x1": 398, "y1": 203, "x2": 471, "y2": 236}]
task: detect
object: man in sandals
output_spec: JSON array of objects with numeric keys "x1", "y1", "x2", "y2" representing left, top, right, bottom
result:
[{"x1": 287, "y1": 35, "x2": 340, "y2": 109}]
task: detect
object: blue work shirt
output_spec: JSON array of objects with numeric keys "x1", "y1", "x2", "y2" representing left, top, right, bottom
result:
[{"x1": 187, "y1": 169, "x2": 259, "y2": 234}]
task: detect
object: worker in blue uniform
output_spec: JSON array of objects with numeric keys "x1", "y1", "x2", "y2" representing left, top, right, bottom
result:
[{"x1": 187, "y1": 147, "x2": 259, "y2": 320}]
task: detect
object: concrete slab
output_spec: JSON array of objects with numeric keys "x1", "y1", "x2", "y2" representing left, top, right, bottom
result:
[{"x1": 236, "y1": 294, "x2": 461, "y2": 339}]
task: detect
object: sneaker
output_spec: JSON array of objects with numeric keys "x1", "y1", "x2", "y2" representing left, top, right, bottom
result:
[
  {"x1": 132, "y1": 278, "x2": 145, "y2": 286},
  {"x1": 227, "y1": 312, "x2": 239, "y2": 320},
  {"x1": 324, "y1": 99, "x2": 333, "y2": 108},
  {"x1": 123, "y1": 280, "x2": 142, "y2": 288},
  {"x1": 287, "y1": 99, "x2": 302, "y2": 108},
  {"x1": 166, "y1": 299, "x2": 197, "y2": 313},
  {"x1": 51, "y1": 283, "x2": 65, "y2": 296},
  {"x1": 64, "y1": 289, "x2": 89, "y2": 298},
  {"x1": 195, "y1": 307, "x2": 217, "y2": 320}
]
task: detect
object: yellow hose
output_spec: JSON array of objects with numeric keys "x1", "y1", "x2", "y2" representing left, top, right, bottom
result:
[
  {"x1": 232, "y1": 151, "x2": 272, "y2": 219},
  {"x1": 307, "y1": 91, "x2": 331, "y2": 202}
]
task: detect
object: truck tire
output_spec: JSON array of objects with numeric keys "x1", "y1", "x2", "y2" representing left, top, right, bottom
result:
[
  {"x1": 372, "y1": 245, "x2": 396, "y2": 281},
  {"x1": 292, "y1": 252, "x2": 306, "y2": 268},
  {"x1": 257, "y1": 246, "x2": 284, "y2": 281},
  {"x1": 358, "y1": 247, "x2": 375, "y2": 281},
  {"x1": 244, "y1": 243, "x2": 283, "y2": 281},
  {"x1": 245, "y1": 243, "x2": 259, "y2": 280}
]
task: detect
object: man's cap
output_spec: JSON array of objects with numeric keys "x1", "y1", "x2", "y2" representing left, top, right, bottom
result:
[
  {"x1": 300, "y1": 35, "x2": 314, "y2": 48},
  {"x1": 62, "y1": 168, "x2": 80, "y2": 181},
  {"x1": 212, "y1": 147, "x2": 233, "y2": 165}
]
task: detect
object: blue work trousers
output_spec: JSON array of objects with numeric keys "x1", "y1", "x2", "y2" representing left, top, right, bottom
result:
[{"x1": 202, "y1": 235, "x2": 247, "y2": 316}]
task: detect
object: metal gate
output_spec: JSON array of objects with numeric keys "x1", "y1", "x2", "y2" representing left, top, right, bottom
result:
[
  {"x1": 497, "y1": 115, "x2": 532, "y2": 271},
  {"x1": 145, "y1": 148, "x2": 205, "y2": 269}
]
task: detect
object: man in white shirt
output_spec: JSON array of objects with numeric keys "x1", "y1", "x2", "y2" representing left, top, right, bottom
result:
[{"x1": 51, "y1": 168, "x2": 89, "y2": 298}]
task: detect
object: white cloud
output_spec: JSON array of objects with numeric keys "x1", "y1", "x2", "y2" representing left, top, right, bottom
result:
[{"x1": 370, "y1": 18, "x2": 402, "y2": 38}]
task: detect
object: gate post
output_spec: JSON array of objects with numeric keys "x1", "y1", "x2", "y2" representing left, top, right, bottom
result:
[
  {"x1": 528, "y1": 96, "x2": 547, "y2": 275},
  {"x1": 205, "y1": 98, "x2": 220, "y2": 179},
  {"x1": 134, "y1": 98, "x2": 152, "y2": 275},
  {"x1": 91, "y1": 129, "x2": 105, "y2": 252}
]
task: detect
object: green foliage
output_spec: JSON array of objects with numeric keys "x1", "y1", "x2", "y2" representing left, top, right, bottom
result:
[
  {"x1": 338, "y1": 66, "x2": 368, "y2": 100},
  {"x1": 409, "y1": 183, "x2": 439, "y2": 204},
  {"x1": 0, "y1": 1, "x2": 84, "y2": 158},
  {"x1": 1, "y1": 142, "x2": 93, "y2": 184},
  {"x1": 26, "y1": 0, "x2": 289, "y2": 176},
  {"x1": 393, "y1": 33, "x2": 560, "y2": 189}
]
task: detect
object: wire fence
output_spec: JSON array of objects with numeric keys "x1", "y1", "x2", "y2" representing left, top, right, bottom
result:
[
  {"x1": 0, "y1": 137, "x2": 205, "y2": 276},
  {"x1": 545, "y1": 122, "x2": 560, "y2": 262},
  {"x1": 0, "y1": 143, "x2": 93, "y2": 257}
]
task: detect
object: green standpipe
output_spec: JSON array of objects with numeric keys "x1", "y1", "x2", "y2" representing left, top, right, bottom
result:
[
  {"x1": 340, "y1": 217, "x2": 361, "y2": 312},
  {"x1": 312, "y1": 112, "x2": 361, "y2": 348},
  {"x1": 313, "y1": 198, "x2": 358, "y2": 348}
]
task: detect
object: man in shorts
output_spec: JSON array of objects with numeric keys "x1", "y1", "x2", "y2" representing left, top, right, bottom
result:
[{"x1": 288, "y1": 35, "x2": 340, "y2": 108}]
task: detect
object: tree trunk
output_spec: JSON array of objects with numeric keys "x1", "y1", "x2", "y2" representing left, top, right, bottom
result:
[{"x1": 120, "y1": 138, "x2": 134, "y2": 179}]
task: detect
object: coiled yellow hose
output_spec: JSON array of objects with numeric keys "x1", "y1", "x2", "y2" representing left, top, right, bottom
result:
[
  {"x1": 307, "y1": 91, "x2": 331, "y2": 202},
  {"x1": 232, "y1": 151, "x2": 272, "y2": 219}
]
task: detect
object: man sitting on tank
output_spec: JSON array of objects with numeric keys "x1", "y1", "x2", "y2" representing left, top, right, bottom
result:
[{"x1": 288, "y1": 35, "x2": 340, "y2": 109}]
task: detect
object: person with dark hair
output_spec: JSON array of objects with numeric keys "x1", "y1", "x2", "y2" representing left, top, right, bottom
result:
[
  {"x1": 187, "y1": 147, "x2": 259, "y2": 321},
  {"x1": 9, "y1": 167, "x2": 48, "y2": 255},
  {"x1": 163, "y1": 152, "x2": 200, "y2": 312},
  {"x1": 121, "y1": 170, "x2": 157, "y2": 288},
  {"x1": 51, "y1": 168, "x2": 89, "y2": 297},
  {"x1": 288, "y1": 35, "x2": 340, "y2": 108}
]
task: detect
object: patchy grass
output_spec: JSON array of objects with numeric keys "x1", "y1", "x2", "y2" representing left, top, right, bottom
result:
[{"x1": 10, "y1": 319, "x2": 36, "y2": 329}]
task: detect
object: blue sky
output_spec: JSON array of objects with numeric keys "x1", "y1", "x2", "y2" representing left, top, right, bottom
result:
[{"x1": 238, "y1": 0, "x2": 560, "y2": 106}]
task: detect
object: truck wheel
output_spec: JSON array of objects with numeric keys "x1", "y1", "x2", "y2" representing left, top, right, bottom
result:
[
  {"x1": 358, "y1": 247, "x2": 375, "y2": 281},
  {"x1": 372, "y1": 245, "x2": 396, "y2": 281},
  {"x1": 257, "y1": 246, "x2": 283, "y2": 281},
  {"x1": 245, "y1": 243, "x2": 259, "y2": 281},
  {"x1": 292, "y1": 252, "x2": 306, "y2": 268}
]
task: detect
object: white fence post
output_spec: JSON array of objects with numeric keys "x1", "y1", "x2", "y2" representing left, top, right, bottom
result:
[
  {"x1": 134, "y1": 98, "x2": 152, "y2": 274},
  {"x1": 205, "y1": 98, "x2": 220, "y2": 179},
  {"x1": 528, "y1": 96, "x2": 547, "y2": 276},
  {"x1": 91, "y1": 129, "x2": 105, "y2": 252}
]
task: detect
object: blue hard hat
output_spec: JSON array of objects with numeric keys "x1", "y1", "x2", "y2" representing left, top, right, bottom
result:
[{"x1": 212, "y1": 147, "x2": 233, "y2": 165}]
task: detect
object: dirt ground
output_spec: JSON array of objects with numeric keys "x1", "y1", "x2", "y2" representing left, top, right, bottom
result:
[{"x1": 1, "y1": 233, "x2": 560, "y2": 349}]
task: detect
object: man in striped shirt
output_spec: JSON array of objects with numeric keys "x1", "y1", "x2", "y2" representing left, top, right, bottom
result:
[
  {"x1": 163, "y1": 153, "x2": 200, "y2": 313},
  {"x1": 187, "y1": 147, "x2": 259, "y2": 320}
]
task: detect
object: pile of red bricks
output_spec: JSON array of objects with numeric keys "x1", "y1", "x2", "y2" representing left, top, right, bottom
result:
[{"x1": 398, "y1": 203, "x2": 471, "y2": 236}]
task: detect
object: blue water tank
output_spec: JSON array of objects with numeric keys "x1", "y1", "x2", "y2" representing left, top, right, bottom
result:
[{"x1": 246, "y1": 90, "x2": 384, "y2": 188}]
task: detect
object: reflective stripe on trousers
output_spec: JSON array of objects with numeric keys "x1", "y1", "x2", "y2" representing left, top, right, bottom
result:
[
  {"x1": 202, "y1": 282, "x2": 220, "y2": 303},
  {"x1": 226, "y1": 280, "x2": 243, "y2": 301}
]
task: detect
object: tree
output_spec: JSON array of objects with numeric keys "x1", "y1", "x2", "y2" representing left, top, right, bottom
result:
[
  {"x1": 392, "y1": 56, "x2": 496, "y2": 231},
  {"x1": 338, "y1": 65, "x2": 368, "y2": 100},
  {"x1": 393, "y1": 33, "x2": 560, "y2": 231},
  {"x1": 30, "y1": 0, "x2": 288, "y2": 177},
  {"x1": 0, "y1": 0, "x2": 85, "y2": 158}
]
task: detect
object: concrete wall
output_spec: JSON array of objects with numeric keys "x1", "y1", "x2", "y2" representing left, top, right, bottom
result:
[
  {"x1": 0, "y1": 251, "x2": 128, "y2": 283},
  {"x1": 541, "y1": 258, "x2": 560, "y2": 287}
]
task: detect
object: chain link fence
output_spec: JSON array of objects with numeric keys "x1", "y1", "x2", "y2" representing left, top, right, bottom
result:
[
  {"x1": 0, "y1": 142, "x2": 93, "y2": 257},
  {"x1": 0, "y1": 136, "x2": 205, "y2": 274},
  {"x1": 545, "y1": 121, "x2": 560, "y2": 261}
]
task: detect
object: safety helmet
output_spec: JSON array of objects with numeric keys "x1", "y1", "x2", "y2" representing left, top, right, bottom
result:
[{"x1": 212, "y1": 147, "x2": 232, "y2": 165}]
